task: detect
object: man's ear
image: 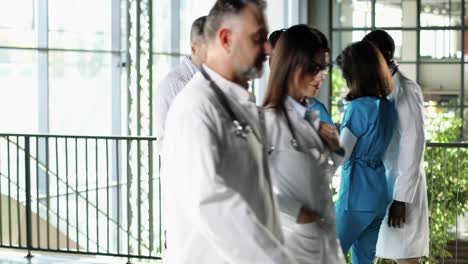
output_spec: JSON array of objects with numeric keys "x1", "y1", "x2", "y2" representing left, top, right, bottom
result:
[
  {"x1": 191, "y1": 43, "x2": 197, "y2": 56},
  {"x1": 218, "y1": 28, "x2": 231, "y2": 52}
]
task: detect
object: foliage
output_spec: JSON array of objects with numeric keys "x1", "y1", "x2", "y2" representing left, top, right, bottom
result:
[
  {"x1": 330, "y1": 68, "x2": 347, "y2": 124},
  {"x1": 422, "y1": 111, "x2": 467, "y2": 264}
]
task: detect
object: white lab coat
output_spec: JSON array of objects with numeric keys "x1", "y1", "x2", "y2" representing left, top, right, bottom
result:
[
  {"x1": 155, "y1": 56, "x2": 199, "y2": 149},
  {"x1": 265, "y1": 99, "x2": 346, "y2": 264},
  {"x1": 376, "y1": 70, "x2": 429, "y2": 259},
  {"x1": 161, "y1": 65, "x2": 297, "y2": 264}
]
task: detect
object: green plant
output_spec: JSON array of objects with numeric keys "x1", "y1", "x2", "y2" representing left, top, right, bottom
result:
[
  {"x1": 330, "y1": 68, "x2": 347, "y2": 124},
  {"x1": 423, "y1": 110, "x2": 468, "y2": 264}
]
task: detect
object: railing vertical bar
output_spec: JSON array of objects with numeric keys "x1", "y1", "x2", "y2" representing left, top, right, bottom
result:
[
  {"x1": 148, "y1": 140, "x2": 154, "y2": 256},
  {"x1": 16, "y1": 136, "x2": 22, "y2": 247},
  {"x1": 443, "y1": 147, "x2": 447, "y2": 264},
  {"x1": 35, "y1": 137, "x2": 40, "y2": 248},
  {"x1": 95, "y1": 138, "x2": 99, "y2": 253},
  {"x1": 455, "y1": 147, "x2": 460, "y2": 264},
  {"x1": 65, "y1": 138, "x2": 70, "y2": 251},
  {"x1": 85, "y1": 138, "x2": 89, "y2": 252},
  {"x1": 46, "y1": 137, "x2": 50, "y2": 250},
  {"x1": 429, "y1": 147, "x2": 434, "y2": 259},
  {"x1": 158, "y1": 154, "x2": 162, "y2": 253},
  {"x1": 127, "y1": 139, "x2": 130, "y2": 256},
  {"x1": 116, "y1": 139, "x2": 121, "y2": 255},
  {"x1": 137, "y1": 140, "x2": 141, "y2": 256},
  {"x1": 55, "y1": 137, "x2": 60, "y2": 250},
  {"x1": 0, "y1": 137, "x2": 3, "y2": 246},
  {"x1": 75, "y1": 137, "x2": 79, "y2": 251},
  {"x1": 106, "y1": 139, "x2": 110, "y2": 254},
  {"x1": 7, "y1": 136, "x2": 12, "y2": 246},
  {"x1": 24, "y1": 136, "x2": 32, "y2": 257}
]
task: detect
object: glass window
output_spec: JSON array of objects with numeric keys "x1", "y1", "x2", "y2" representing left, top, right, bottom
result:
[
  {"x1": 464, "y1": 30, "x2": 468, "y2": 61},
  {"x1": 399, "y1": 30, "x2": 417, "y2": 61},
  {"x1": 420, "y1": 30, "x2": 461, "y2": 60},
  {"x1": 465, "y1": 1, "x2": 468, "y2": 26},
  {"x1": 419, "y1": 64, "x2": 461, "y2": 94},
  {"x1": 179, "y1": 0, "x2": 216, "y2": 54},
  {"x1": 266, "y1": 0, "x2": 287, "y2": 32},
  {"x1": 398, "y1": 63, "x2": 417, "y2": 81},
  {"x1": 0, "y1": 0, "x2": 36, "y2": 47},
  {"x1": 421, "y1": 0, "x2": 461, "y2": 27},
  {"x1": 333, "y1": 0, "x2": 372, "y2": 28},
  {"x1": 48, "y1": 0, "x2": 112, "y2": 50},
  {"x1": 332, "y1": 31, "x2": 369, "y2": 61},
  {"x1": 376, "y1": 0, "x2": 417, "y2": 27},
  {"x1": 49, "y1": 52, "x2": 112, "y2": 135},
  {"x1": 0, "y1": 50, "x2": 38, "y2": 133},
  {"x1": 375, "y1": 0, "x2": 402, "y2": 27},
  {"x1": 153, "y1": 0, "x2": 173, "y2": 53}
]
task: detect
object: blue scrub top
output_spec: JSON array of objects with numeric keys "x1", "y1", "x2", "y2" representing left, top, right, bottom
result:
[
  {"x1": 308, "y1": 98, "x2": 334, "y2": 125},
  {"x1": 337, "y1": 96, "x2": 397, "y2": 212}
]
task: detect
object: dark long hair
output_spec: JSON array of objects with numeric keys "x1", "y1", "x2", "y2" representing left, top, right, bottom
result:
[
  {"x1": 336, "y1": 41, "x2": 393, "y2": 101},
  {"x1": 263, "y1": 25, "x2": 329, "y2": 109}
]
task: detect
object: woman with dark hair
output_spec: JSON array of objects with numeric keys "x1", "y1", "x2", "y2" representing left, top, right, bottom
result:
[
  {"x1": 334, "y1": 41, "x2": 397, "y2": 264},
  {"x1": 263, "y1": 24, "x2": 345, "y2": 264}
]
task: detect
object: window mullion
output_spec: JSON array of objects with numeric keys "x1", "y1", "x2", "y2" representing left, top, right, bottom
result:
[{"x1": 37, "y1": 0, "x2": 49, "y2": 134}]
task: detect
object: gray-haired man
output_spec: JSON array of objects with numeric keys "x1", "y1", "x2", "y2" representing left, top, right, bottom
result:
[{"x1": 155, "y1": 16, "x2": 207, "y2": 147}]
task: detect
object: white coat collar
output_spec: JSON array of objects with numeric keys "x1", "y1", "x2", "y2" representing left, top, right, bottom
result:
[
  {"x1": 202, "y1": 65, "x2": 255, "y2": 103},
  {"x1": 286, "y1": 96, "x2": 307, "y2": 119},
  {"x1": 389, "y1": 71, "x2": 402, "y2": 102},
  {"x1": 202, "y1": 65, "x2": 263, "y2": 143},
  {"x1": 286, "y1": 96, "x2": 320, "y2": 131},
  {"x1": 283, "y1": 99, "x2": 324, "y2": 150},
  {"x1": 182, "y1": 56, "x2": 200, "y2": 76}
]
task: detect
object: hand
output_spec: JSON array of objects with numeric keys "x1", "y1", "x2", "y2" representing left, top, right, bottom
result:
[
  {"x1": 297, "y1": 207, "x2": 325, "y2": 226},
  {"x1": 388, "y1": 200, "x2": 406, "y2": 228},
  {"x1": 318, "y1": 122, "x2": 341, "y2": 152}
]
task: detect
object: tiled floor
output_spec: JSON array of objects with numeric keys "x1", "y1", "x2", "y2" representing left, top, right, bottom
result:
[{"x1": 0, "y1": 250, "x2": 158, "y2": 264}]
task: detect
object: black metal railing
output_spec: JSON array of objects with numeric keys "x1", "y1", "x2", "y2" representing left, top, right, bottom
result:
[
  {"x1": 0, "y1": 133, "x2": 466, "y2": 264},
  {"x1": 425, "y1": 142, "x2": 468, "y2": 264},
  {"x1": 0, "y1": 133, "x2": 161, "y2": 262}
]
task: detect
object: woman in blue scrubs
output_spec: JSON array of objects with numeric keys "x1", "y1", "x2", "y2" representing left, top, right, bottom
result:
[{"x1": 334, "y1": 41, "x2": 397, "y2": 263}]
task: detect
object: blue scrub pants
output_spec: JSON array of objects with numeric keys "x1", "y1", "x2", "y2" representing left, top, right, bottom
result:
[{"x1": 335, "y1": 208, "x2": 386, "y2": 264}]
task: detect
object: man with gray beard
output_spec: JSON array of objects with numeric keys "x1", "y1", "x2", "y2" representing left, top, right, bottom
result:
[{"x1": 161, "y1": 0, "x2": 297, "y2": 263}]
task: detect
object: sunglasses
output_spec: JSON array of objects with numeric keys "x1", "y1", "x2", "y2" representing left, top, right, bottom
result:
[{"x1": 306, "y1": 62, "x2": 330, "y2": 75}]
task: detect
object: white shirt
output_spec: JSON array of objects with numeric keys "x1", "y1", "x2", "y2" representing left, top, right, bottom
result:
[
  {"x1": 162, "y1": 65, "x2": 297, "y2": 264},
  {"x1": 155, "y1": 56, "x2": 199, "y2": 148}
]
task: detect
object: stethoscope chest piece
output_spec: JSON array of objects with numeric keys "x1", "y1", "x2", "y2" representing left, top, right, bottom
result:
[
  {"x1": 290, "y1": 138, "x2": 299, "y2": 149},
  {"x1": 233, "y1": 120, "x2": 250, "y2": 138}
]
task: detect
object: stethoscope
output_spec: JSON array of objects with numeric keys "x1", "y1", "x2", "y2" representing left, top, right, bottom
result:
[
  {"x1": 282, "y1": 100, "x2": 345, "y2": 157},
  {"x1": 281, "y1": 106, "x2": 301, "y2": 150},
  {"x1": 200, "y1": 67, "x2": 251, "y2": 138},
  {"x1": 199, "y1": 67, "x2": 337, "y2": 155}
]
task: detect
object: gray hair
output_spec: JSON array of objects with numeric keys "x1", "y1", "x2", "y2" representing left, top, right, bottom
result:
[
  {"x1": 190, "y1": 16, "x2": 207, "y2": 43},
  {"x1": 204, "y1": 0, "x2": 266, "y2": 41}
]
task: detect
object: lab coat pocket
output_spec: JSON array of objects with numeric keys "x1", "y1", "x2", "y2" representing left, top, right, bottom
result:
[
  {"x1": 287, "y1": 222, "x2": 322, "y2": 263},
  {"x1": 293, "y1": 222, "x2": 321, "y2": 239}
]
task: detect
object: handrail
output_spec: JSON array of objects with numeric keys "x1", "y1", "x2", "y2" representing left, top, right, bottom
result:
[
  {"x1": 0, "y1": 133, "x2": 157, "y2": 141},
  {"x1": 426, "y1": 142, "x2": 468, "y2": 148},
  {"x1": 0, "y1": 133, "x2": 161, "y2": 260}
]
